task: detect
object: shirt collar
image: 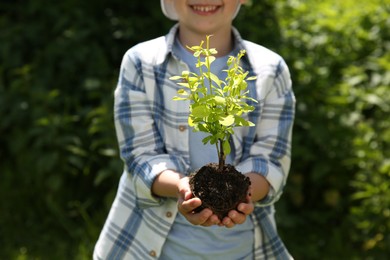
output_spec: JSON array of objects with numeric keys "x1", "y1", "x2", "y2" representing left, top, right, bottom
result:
[
  {"x1": 159, "y1": 24, "x2": 249, "y2": 66},
  {"x1": 154, "y1": 23, "x2": 179, "y2": 64}
]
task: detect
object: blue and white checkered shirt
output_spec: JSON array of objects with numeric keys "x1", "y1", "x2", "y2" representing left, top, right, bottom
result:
[{"x1": 94, "y1": 24, "x2": 295, "y2": 260}]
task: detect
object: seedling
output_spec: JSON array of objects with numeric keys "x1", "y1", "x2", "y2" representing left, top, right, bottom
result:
[{"x1": 171, "y1": 35, "x2": 257, "y2": 170}]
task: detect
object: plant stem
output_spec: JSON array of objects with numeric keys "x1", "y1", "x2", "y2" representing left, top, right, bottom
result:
[
  {"x1": 206, "y1": 36, "x2": 213, "y2": 95},
  {"x1": 218, "y1": 139, "x2": 225, "y2": 171}
]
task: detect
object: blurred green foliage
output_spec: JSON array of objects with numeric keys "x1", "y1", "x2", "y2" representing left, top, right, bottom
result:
[
  {"x1": 273, "y1": 1, "x2": 390, "y2": 258},
  {"x1": 0, "y1": 0, "x2": 389, "y2": 259}
]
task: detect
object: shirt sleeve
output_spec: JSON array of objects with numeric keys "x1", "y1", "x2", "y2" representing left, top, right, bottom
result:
[
  {"x1": 114, "y1": 50, "x2": 188, "y2": 208},
  {"x1": 236, "y1": 58, "x2": 295, "y2": 206}
]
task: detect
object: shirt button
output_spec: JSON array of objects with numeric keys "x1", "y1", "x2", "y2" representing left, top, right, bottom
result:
[
  {"x1": 178, "y1": 125, "x2": 187, "y2": 132},
  {"x1": 166, "y1": 211, "x2": 172, "y2": 218},
  {"x1": 149, "y1": 250, "x2": 156, "y2": 257}
]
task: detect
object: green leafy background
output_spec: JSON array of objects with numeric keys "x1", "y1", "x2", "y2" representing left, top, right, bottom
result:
[{"x1": 1, "y1": 0, "x2": 389, "y2": 259}]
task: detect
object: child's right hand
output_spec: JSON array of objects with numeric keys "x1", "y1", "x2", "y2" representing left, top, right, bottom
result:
[{"x1": 177, "y1": 177, "x2": 221, "y2": 227}]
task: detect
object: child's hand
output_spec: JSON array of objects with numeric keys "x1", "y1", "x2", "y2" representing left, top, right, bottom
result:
[
  {"x1": 177, "y1": 177, "x2": 221, "y2": 227},
  {"x1": 220, "y1": 187, "x2": 254, "y2": 228}
]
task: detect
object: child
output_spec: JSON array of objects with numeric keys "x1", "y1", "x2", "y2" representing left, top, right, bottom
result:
[{"x1": 94, "y1": 0, "x2": 295, "y2": 259}]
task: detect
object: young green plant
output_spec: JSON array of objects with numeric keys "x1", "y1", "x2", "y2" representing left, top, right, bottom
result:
[{"x1": 171, "y1": 35, "x2": 257, "y2": 170}]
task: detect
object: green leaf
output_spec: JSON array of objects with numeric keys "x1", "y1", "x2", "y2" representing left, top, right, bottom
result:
[
  {"x1": 198, "y1": 124, "x2": 208, "y2": 132},
  {"x1": 219, "y1": 114, "x2": 234, "y2": 126},
  {"x1": 188, "y1": 116, "x2": 194, "y2": 127},
  {"x1": 235, "y1": 116, "x2": 255, "y2": 127},
  {"x1": 206, "y1": 56, "x2": 216, "y2": 65},
  {"x1": 209, "y1": 72, "x2": 221, "y2": 87},
  {"x1": 188, "y1": 45, "x2": 202, "y2": 51},
  {"x1": 241, "y1": 105, "x2": 255, "y2": 113},
  {"x1": 194, "y1": 51, "x2": 201, "y2": 57},
  {"x1": 177, "y1": 82, "x2": 189, "y2": 88},
  {"x1": 213, "y1": 87, "x2": 224, "y2": 96},
  {"x1": 173, "y1": 96, "x2": 188, "y2": 101},
  {"x1": 214, "y1": 96, "x2": 225, "y2": 105},
  {"x1": 202, "y1": 135, "x2": 213, "y2": 145},
  {"x1": 247, "y1": 121, "x2": 255, "y2": 127},
  {"x1": 223, "y1": 139, "x2": 231, "y2": 156},
  {"x1": 170, "y1": 75, "x2": 182, "y2": 81},
  {"x1": 191, "y1": 105, "x2": 209, "y2": 118},
  {"x1": 209, "y1": 48, "x2": 218, "y2": 55},
  {"x1": 177, "y1": 89, "x2": 189, "y2": 96},
  {"x1": 209, "y1": 136, "x2": 218, "y2": 145},
  {"x1": 188, "y1": 76, "x2": 199, "y2": 83}
]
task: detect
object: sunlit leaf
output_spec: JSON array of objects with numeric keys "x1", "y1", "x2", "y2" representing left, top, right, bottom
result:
[
  {"x1": 214, "y1": 96, "x2": 225, "y2": 105},
  {"x1": 191, "y1": 106, "x2": 209, "y2": 117},
  {"x1": 219, "y1": 114, "x2": 234, "y2": 126},
  {"x1": 169, "y1": 75, "x2": 182, "y2": 81}
]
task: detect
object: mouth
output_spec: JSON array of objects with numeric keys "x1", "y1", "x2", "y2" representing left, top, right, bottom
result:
[{"x1": 190, "y1": 5, "x2": 220, "y2": 15}]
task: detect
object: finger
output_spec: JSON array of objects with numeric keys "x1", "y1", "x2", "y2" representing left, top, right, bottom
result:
[
  {"x1": 237, "y1": 201, "x2": 254, "y2": 215},
  {"x1": 179, "y1": 197, "x2": 202, "y2": 213},
  {"x1": 200, "y1": 214, "x2": 220, "y2": 227},
  {"x1": 177, "y1": 177, "x2": 193, "y2": 200},
  {"x1": 185, "y1": 208, "x2": 213, "y2": 225},
  {"x1": 236, "y1": 189, "x2": 254, "y2": 215},
  {"x1": 228, "y1": 210, "x2": 246, "y2": 225},
  {"x1": 221, "y1": 216, "x2": 235, "y2": 228}
]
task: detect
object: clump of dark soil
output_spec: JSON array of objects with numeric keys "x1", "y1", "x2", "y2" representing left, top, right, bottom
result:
[{"x1": 189, "y1": 163, "x2": 251, "y2": 220}]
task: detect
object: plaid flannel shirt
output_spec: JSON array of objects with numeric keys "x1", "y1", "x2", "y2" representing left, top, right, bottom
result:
[{"x1": 94, "y1": 24, "x2": 295, "y2": 260}]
